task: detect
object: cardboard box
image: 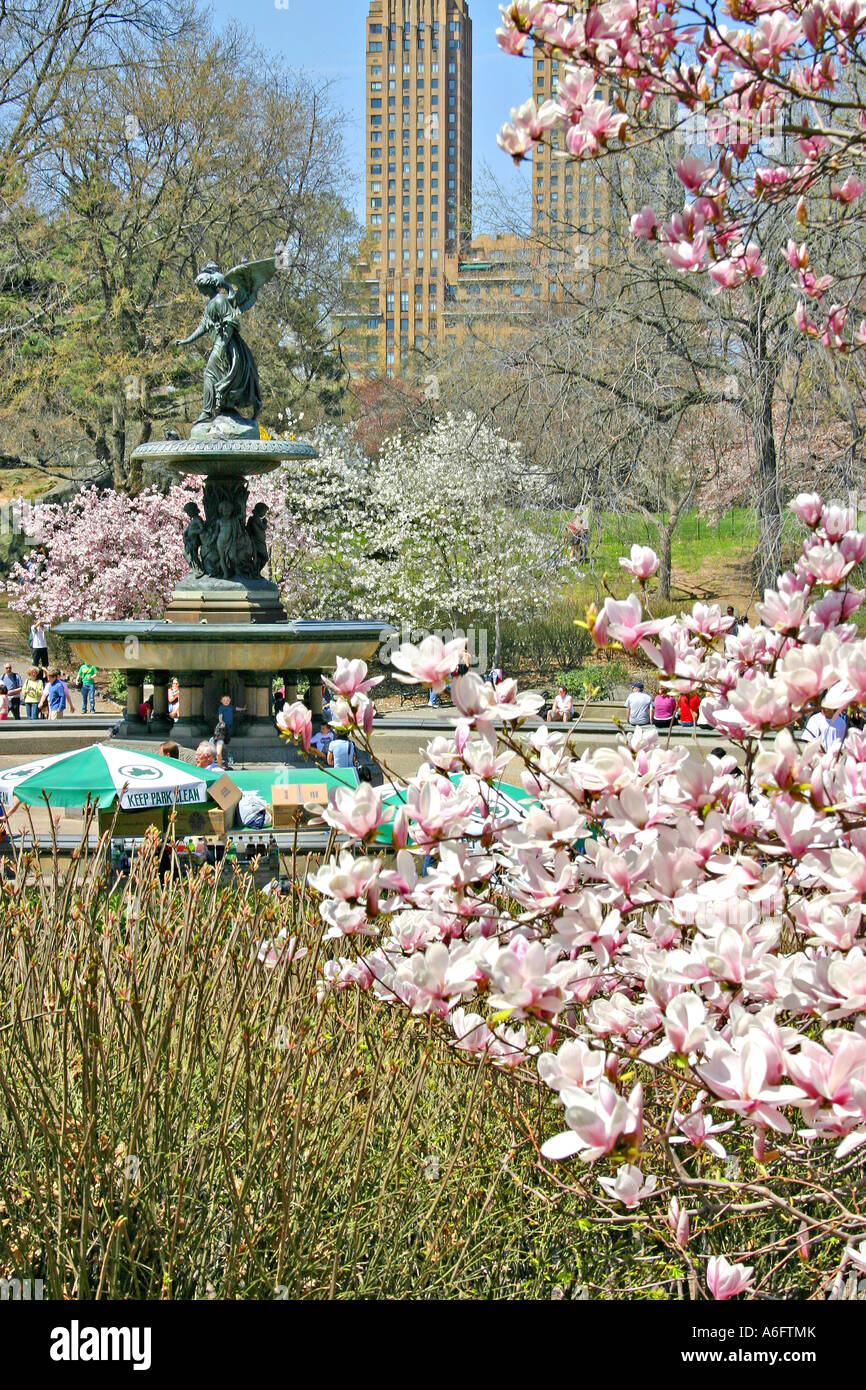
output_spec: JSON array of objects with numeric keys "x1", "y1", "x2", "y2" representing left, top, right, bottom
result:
[
  {"x1": 271, "y1": 783, "x2": 328, "y2": 828},
  {"x1": 98, "y1": 807, "x2": 166, "y2": 838},
  {"x1": 208, "y1": 774, "x2": 243, "y2": 817},
  {"x1": 166, "y1": 803, "x2": 231, "y2": 838}
]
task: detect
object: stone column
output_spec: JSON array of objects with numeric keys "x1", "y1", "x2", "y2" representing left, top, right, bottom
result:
[
  {"x1": 149, "y1": 669, "x2": 173, "y2": 736},
  {"x1": 282, "y1": 671, "x2": 298, "y2": 705},
  {"x1": 308, "y1": 670, "x2": 323, "y2": 722},
  {"x1": 240, "y1": 674, "x2": 282, "y2": 749},
  {"x1": 171, "y1": 673, "x2": 205, "y2": 746},
  {"x1": 126, "y1": 676, "x2": 144, "y2": 724}
]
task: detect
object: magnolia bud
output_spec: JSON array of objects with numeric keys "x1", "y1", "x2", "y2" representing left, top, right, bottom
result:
[{"x1": 391, "y1": 807, "x2": 409, "y2": 850}]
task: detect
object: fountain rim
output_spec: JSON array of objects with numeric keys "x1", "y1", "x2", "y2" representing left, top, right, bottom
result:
[
  {"x1": 132, "y1": 439, "x2": 318, "y2": 461},
  {"x1": 55, "y1": 618, "x2": 396, "y2": 641}
]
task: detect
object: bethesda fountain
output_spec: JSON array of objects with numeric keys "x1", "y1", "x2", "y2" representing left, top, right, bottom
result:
[{"x1": 57, "y1": 257, "x2": 391, "y2": 759}]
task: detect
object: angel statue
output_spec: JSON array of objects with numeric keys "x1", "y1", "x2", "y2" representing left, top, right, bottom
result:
[{"x1": 173, "y1": 259, "x2": 276, "y2": 427}]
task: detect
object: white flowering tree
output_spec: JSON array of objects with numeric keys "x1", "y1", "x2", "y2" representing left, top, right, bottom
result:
[
  {"x1": 268, "y1": 413, "x2": 575, "y2": 660},
  {"x1": 371, "y1": 413, "x2": 573, "y2": 661}
]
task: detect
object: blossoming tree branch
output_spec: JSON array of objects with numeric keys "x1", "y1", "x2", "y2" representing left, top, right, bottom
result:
[{"x1": 496, "y1": 0, "x2": 866, "y2": 350}]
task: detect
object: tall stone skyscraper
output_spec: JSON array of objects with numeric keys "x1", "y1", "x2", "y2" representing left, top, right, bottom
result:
[{"x1": 364, "y1": 0, "x2": 472, "y2": 374}]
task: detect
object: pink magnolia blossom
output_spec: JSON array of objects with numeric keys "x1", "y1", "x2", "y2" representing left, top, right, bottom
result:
[
  {"x1": 830, "y1": 175, "x2": 866, "y2": 203},
  {"x1": 791, "y1": 492, "x2": 824, "y2": 527},
  {"x1": 630, "y1": 205, "x2": 658, "y2": 239},
  {"x1": 668, "y1": 1197, "x2": 691, "y2": 1248},
  {"x1": 598, "y1": 1162, "x2": 658, "y2": 1207},
  {"x1": 391, "y1": 635, "x2": 466, "y2": 692},
  {"x1": 323, "y1": 784, "x2": 386, "y2": 841},
  {"x1": 276, "y1": 701, "x2": 312, "y2": 752},
  {"x1": 542, "y1": 1081, "x2": 644, "y2": 1164},
  {"x1": 619, "y1": 544, "x2": 660, "y2": 580},
  {"x1": 707, "y1": 1255, "x2": 754, "y2": 1300},
  {"x1": 324, "y1": 657, "x2": 383, "y2": 699}
]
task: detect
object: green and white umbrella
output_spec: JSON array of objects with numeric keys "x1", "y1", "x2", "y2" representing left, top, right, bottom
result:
[{"x1": 0, "y1": 744, "x2": 213, "y2": 811}]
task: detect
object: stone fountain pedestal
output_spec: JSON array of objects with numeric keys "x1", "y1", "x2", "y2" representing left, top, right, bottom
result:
[{"x1": 56, "y1": 434, "x2": 395, "y2": 762}]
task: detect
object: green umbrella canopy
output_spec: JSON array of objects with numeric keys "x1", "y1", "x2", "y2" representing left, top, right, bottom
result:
[{"x1": 0, "y1": 744, "x2": 216, "y2": 811}]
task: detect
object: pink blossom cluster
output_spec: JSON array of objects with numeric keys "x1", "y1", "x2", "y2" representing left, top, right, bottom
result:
[
  {"x1": 275, "y1": 491, "x2": 866, "y2": 1298},
  {"x1": 6, "y1": 474, "x2": 309, "y2": 625},
  {"x1": 496, "y1": 1, "x2": 866, "y2": 350}
]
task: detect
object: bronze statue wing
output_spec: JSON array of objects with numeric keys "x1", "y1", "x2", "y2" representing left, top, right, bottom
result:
[{"x1": 225, "y1": 258, "x2": 277, "y2": 314}]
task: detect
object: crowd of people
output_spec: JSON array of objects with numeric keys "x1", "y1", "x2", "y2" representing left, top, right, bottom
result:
[
  {"x1": 625, "y1": 681, "x2": 853, "y2": 750},
  {"x1": 0, "y1": 620, "x2": 103, "y2": 722}
]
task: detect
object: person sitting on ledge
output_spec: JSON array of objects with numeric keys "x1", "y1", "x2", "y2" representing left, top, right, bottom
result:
[
  {"x1": 624, "y1": 681, "x2": 651, "y2": 727},
  {"x1": 547, "y1": 684, "x2": 574, "y2": 723},
  {"x1": 310, "y1": 720, "x2": 334, "y2": 756}
]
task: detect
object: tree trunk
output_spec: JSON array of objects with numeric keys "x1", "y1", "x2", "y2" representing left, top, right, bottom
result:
[
  {"x1": 493, "y1": 609, "x2": 502, "y2": 669},
  {"x1": 110, "y1": 393, "x2": 127, "y2": 491},
  {"x1": 753, "y1": 363, "x2": 782, "y2": 594},
  {"x1": 657, "y1": 519, "x2": 673, "y2": 600}
]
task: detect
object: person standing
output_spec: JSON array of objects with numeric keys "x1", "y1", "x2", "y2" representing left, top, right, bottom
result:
[
  {"x1": 22, "y1": 667, "x2": 43, "y2": 719},
  {"x1": 39, "y1": 669, "x2": 67, "y2": 720},
  {"x1": 77, "y1": 660, "x2": 98, "y2": 715},
  {"x1": 29, "y1": 620, "x2": 48, "y2": 669},
  {"x1": 726, "y1": 606, "x2": 740, "y2": 636},
  {"x1": 0, "y1": 688, "x2": 7, "y2": 719},
  {"x1": 1, "y1": 662, "x2": 22, "y2": 720},
  {"x1": 217, "y1": 692, "x2": 243, "y2": 734},
  {"x1": 212, "y1": 712, "x2": 230, "y2": 768},
  {"x1": 59, "y1": 672, "x2": 76, "y2": 714},
  {"x1": 625, "y1": 681, "x2": 652, "y2": 726}
]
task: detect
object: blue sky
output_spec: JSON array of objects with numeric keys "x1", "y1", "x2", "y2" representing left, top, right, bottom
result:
[{"x1": 206, "y1": 0, "x2": 533, "y2": 230}]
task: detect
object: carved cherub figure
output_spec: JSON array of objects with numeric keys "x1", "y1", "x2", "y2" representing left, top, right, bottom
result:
[
  {"x1": 183, "y1": 502, "x2": 206, "y2": 574},
  {"x1": 247, "y1": 502, "x2": 270, "y2": 574}
]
